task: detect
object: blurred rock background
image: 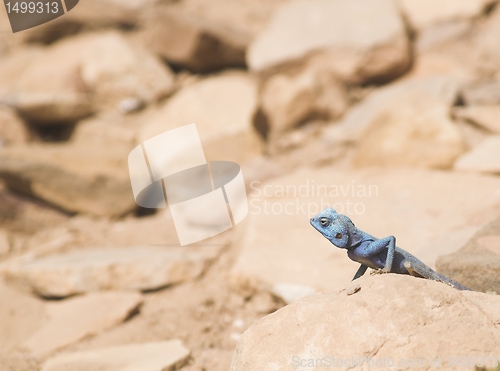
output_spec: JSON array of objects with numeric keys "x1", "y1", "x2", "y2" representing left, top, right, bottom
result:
[{"x1": 0, "y1": 0, "x2": 500, "y2": 370}]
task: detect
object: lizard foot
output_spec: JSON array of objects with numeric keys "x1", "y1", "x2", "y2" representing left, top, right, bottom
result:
[{"x1": 370, "y1": 269, "x2": 390, "y2": 276}]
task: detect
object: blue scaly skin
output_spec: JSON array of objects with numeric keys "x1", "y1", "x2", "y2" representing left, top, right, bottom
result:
[{"x1": 310, "y1": 208, "x2": 471, "y2": 291}]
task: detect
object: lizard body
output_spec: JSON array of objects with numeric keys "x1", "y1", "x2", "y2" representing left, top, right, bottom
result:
[{"x1": 310, "y1": 208, "x2": 471, "y2": 290}]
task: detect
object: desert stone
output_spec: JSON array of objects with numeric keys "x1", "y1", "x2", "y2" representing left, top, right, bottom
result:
[
  {"x1": 0, "y1": 106, "x2": 29, "y2": 146},
  {"x1": 0, "y1": 230, "x2": 9, "y2": 256},
  {"x1": 247, "y1": 0, "x2": 410, "y2": 83},
  {"x1": 437, "y1": 216, "x2": 500, "y2": 293},
  {"x1": 42, "y1": 340, "x2": 190, "y2": 371},
  {"x1": 461, "y1": 80, "x2": 500, "y2": 105},
  {"x1": 3, "y1": 246, "x2": 221, "y2": 297},
  {"x1": 0, "y1": 144, "x2": 135, "y2": 217},
  {"x1": 352, "y1": 90, "x2": 465, "y2": 168},
  {"x1": 261, "y1": 67, "x2": 347, "y2": 137},
  {"x1": 139, "y1": 72, "x2": 263, "y2": 164},
  {"x1": 0, "y1": 184, "x2": 69, "y2": 234},
  {"x1": 0, "y1": 280, "x2": 45, "y2": 351},
  {"x1": 323, "y1": 77, "x2": 461, "y2": 145},
  {"x1": 139, "y1": 7, "x2": 247, "y2": 72},
  {"x1": 452, "y1": 105, "x2": 500, "y2": 133},
  {"x1": 5, "y1": 31, "x2": 175, "y2": 121},
  {"x1": 79, "y1": 31, "x2": 175, "y2": 109},
  {"x1": 397, "y1": 0, "x2": 494, "y2": 31},
  {"x1": 7, "y1": 40, "x2": 91, "y2": 124},
  {"x1": 230, "y1": 274, "x2": 500, "y2": 371},
  {"x1": 454, "y1": 135, "x2": 500, "y2": 174},
  {"x1": 22, "y1": 292, "x2": 142, "y2": 355}
]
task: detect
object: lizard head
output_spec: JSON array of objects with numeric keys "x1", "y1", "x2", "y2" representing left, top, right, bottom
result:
[{"x1": 310, "y1": 208, "x2": 354, "y2": 249}]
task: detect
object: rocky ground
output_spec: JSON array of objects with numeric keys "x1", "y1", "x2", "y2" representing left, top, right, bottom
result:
[{"x1": 1, "y1": 0, "x2": 500, "y2": 370}]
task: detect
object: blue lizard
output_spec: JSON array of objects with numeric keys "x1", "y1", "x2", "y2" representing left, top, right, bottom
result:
[{"x1": 310, "y1": 208, "x2": 471, "y2": 290}]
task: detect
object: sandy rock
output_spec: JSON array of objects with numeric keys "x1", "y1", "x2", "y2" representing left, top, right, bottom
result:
[
  {"x1": 0, "y1": 230, "x2": 10, "y2": 256},
  {"x1": 7, "y1": 40, "x2": 91, "y2": 124},
  {"x1": 22, "y1": 292, "x2": 142, "y2": 356},
  {"x1": 230, "y1": 166, "x2": 500, "y2": 300},
  {"x1": 454, "y1": 135, "x2": 500, "y2": 174},
  {"x1": 247, "y1": 0, "x2": 410, "y2": 83},
  {"x1": 7, "y1": 53, "x2": 92, "y2": 124},
  {"x1": 3, "y1": 245, "x2": 222, "y2": 297},
  {"x1": 323, "y1": 77, "x2": 461, "y2": 145},
  {"x1": 138, "y1": 0, "x2": 289, "y2": 72},
  {"x1": 470, "y1": 5, "x2": 500, "y2": 77},
  {"x1": 41, "y1": 340, "x2": 190, "y2": 371},
  {"x1": 454, "y1": 119, "x2": 491, "y2": 151},
  {"x1": 139, "y1": 72, "x2": 263, "y2": 164},
  {"x1": 0, "y1": 106, "x2": 29, "y2": 146},
  {"x1": 0, "y1": 184, "x2": 69, "y2": 234},
  {"x1": 453, "y1": 105, "x2": 500, "y2": 133},
  {"x1": 261, "y1": 67, "x2": 347, "y2": 137},
  {"x1": 79, "y1": 31, "x2": 175, "y2": 109},
  {"x1": 61, "y1": 210, "x2": 181, "y2": 250},
  {"x1": 0, "y1": 144, "x2": 135, "y2": 216},
  {"x1": 0, "y1": 280, "x2": 45, "y2": 351},
  {"x1": 230, "y1": 274, "x2": 500, "y2": 371},
  {"x1": 139, "y1": 7, "x2": 247, "y2": 73},
  {"x1": 406, "y1": 53, "x2": 473, "y2": 80},
  {"x1": 10, "y1": 94, "x2": 93, "y2": 125},
  {"x1": 461, "y1": 80, "x2": 500, "y2": 105},
  {"x1": 437, "y1": 217, "x2": 500, "y2": 293},
  {"x1": 397, "y1": 0, "x2": 494, "y2": 30},
  {"x1": 415, "y1": 21, "x2": 472, "y2": 52},
  {"x1": 0, "y1": 47, "x2": 43, "y2": 99},
  {"x1": 5, "y1": 31, "x2": 174, "y2": 121},
  {"x1": 69, "y1": 115, "x2": 138, "y2": 152},
  {"x1": 352, "y1": 91, "x2": 465, "y2": 168},
  {"x1": 173, "y1": 0, "x2": 288, "y2": 39}
]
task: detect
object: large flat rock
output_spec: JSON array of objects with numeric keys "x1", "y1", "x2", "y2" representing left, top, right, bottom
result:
[
  {"x1": 0, "y1": 106, "x2": 28, "y2": 146},
  {"x1": 42, "y1": 340, "x2": 190, "y2": 371},
  {"x1": 0, "y1": 183, "x2": 69, "y2": 234},
  {"x1": 247, "y1": 0, "x2": 410, "y2": 83},
  {"x1": 4, "y1": 31, "x2": 175, "y2": 121},
  {"x1": 453, "y1": 105, "x2": 500, "y2": 134},
  {"x1": 0, "y1": 144, "x2": 135, "y2": 217},
  {"x1": 0, "y1": 280, "x2": 45, "y2": 352},
  {"x1": 352, "y1": 90, "x2": 465, "y2": 168},
  {"x1": 229, "y1": 166, "x2": 500, "y2": 302},
  {"x1": 231, "y1": 274, "x2": 500, "y2": 371},
  {"x1": 139, "y1": 72, "x2": 263, "y2": 165},
  {"x1": 397, "y1": 0, "x2": 494, "y2": 30},
  {"x1": 323, "y1": 77, "x2": 461, "y2": 145},
  {"x1": 3, "y1": 245, "x2": 222, "y2": 298},
  {"x1": 454, "y1": 135, "x2": 500, "y2": 174},
  {"x1": 437, "y1": 216, "x2": 500, "y2": 293},
  {"x1": 22, "y1": 292, "x2": 142, "y2": 356}
]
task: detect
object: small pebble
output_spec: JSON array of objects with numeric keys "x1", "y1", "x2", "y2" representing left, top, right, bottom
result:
[{"x1": 118, "y1": 97, "x2": 144, "y2": 114}]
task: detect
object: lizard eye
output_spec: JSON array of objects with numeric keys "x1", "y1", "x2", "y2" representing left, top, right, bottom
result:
[
  {"x1": 319, "y1": 218, "x2": 329, "y2": 227},
  {"x1": 335, "y1": 233, "x2": 342, "y2": 239}
]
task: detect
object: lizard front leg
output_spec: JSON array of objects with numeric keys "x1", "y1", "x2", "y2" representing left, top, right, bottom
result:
[
  {"x1": 359, "y1": 236, "x2": 396, "y2": 273},
  {"x1": 352, "y1": 264, "x2": 368, "y2": 281}
]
